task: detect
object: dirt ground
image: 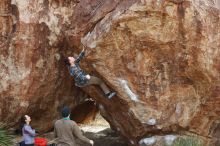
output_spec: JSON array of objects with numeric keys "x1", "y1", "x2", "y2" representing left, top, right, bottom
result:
[{"x1": 83, "y1": 127, "x2": 128, "y2": 146}]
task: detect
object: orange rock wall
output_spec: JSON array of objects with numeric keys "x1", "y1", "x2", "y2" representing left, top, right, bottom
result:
[{"x1": 1, "y1": 0, "x2": 220, "y2": 145}]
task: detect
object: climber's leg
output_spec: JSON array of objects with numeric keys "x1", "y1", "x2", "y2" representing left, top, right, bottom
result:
[
  {"x1": 85, "y1": 76, "x2": 116, "y2": 99},
  {"x1": 86, "y1": 76, "x2": 110, "y2": 94}
]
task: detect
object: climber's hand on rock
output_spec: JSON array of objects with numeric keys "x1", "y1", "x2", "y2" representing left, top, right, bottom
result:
[
  {"x1": 86, "y1": 75, "x2": 90, "y2": 79},
  {"x1": 82, "y1": 46, "x2": 85, "y2": 52}
]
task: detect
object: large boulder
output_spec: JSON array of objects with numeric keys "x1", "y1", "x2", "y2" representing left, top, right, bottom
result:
[
  {"x1": 74, "y1": 0, "x2": 220, "y2": 144},
  {"x1": 1, "y1": 0, "x2": 220, "y2": 145},
  {"x1": 0, "y1": 0, "x2": 95, "y2": 132}
]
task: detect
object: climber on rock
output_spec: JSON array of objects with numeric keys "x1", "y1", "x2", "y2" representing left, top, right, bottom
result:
[{"x1": 64, "y1": 46, "x2": 116, "y2": 99}]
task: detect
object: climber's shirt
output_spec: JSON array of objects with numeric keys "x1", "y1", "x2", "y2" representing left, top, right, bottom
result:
[{"x1": 69, "y1": 50, "x2": 88, "y2": 86}]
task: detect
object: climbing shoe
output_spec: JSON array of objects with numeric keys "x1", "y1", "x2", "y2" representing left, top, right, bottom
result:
[{"x1": 106, "y1": 92, "x2": 116, "y2": 99}]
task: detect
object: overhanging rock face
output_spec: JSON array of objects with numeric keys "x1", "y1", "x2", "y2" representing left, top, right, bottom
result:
[
  {"x1": 79, "y1": 0, "x2": 220, "y2": 144},
  {"x1": 1, "y1": 0, "x2": 220, "y2": 145}
]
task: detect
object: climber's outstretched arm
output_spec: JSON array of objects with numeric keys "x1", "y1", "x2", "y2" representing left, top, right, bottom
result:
[{"x1": 75, "y1": 48, "x2": 85, "y2": 64}]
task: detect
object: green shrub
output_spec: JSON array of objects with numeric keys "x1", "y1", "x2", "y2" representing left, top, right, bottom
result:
[
  {"x1": 0, "y1": 128, "x2": 14, "y2": 146},
  {"x1": 172, "y1": 137, "x2": 203, "y2": 146}
]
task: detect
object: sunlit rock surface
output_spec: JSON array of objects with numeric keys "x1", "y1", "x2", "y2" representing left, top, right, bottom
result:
[{"x1": 1, "y1": 0, "x2": 220, "y2": 145}]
